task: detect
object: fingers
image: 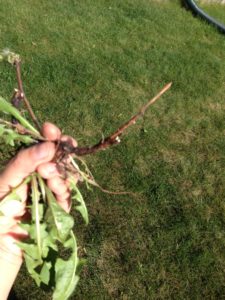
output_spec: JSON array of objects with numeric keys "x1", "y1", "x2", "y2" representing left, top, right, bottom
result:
[
  {"x1": 60, "y1": 135, "x2": 77, "y2": 147},
  {"x1": 42, "y1": 123, "x2": 77, "y2": 147},
  {"x1": 37, "y1": 129, "x2": 78, "y2": 213},
  {"x1": 47, "y1": 177, "x2": 71, "y2": 212},
  {"x1": 57, "y1": 195, "x2": 71, "y2": 213},
  {"x1": 42, "y1": 122, "x2": 61, "y2": 141},
  {"x1": 37, "y1": 160, "x2": 80, "y2": 212},
  {"x1": 0, "y1": 122, "x2": 63, "y2": 198},
  {"x1": 38, "y1": 162, "x2": 73, "y2": 213},
  {"x1": 37, "y1": 163, "x2": 59, "y2": 179},
  {"x1": 47, "y1": 177, "x2": 68, "y2": 196},
  {"x1": 38, "y1": 162, "x2": 79, "y2": 213},
  {"x1": 0, "y1": 121, "x2": 78, "y2": 213},
  {"x1": 0, "y1": 142, "x2": 56, "y2": 198}
]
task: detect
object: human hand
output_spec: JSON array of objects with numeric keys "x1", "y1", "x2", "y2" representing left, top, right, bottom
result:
[{"x1": 0, "y1": 122, "x2": 77, "y2": 264}]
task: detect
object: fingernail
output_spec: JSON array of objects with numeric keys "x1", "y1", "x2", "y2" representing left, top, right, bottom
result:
[{"x1": 33, "y1": 143, "x2": 50, "y2": 160}]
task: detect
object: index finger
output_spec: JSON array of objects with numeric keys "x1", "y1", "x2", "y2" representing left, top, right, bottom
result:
[{"x1": 42, "y1": 122, "x2": 61, "y2": 141}]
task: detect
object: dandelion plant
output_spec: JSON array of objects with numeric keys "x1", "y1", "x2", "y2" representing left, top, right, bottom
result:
[{"x1": 0, "y1": 50, "x2": 171, "y2": 300}]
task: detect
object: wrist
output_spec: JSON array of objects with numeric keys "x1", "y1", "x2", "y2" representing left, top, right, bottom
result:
[
  {"x1": 0, "y1": 243, "x2": 23, "y2": 265},
  {"x1": 0, "y1": 250, "x2": 22, "y2": 300}
]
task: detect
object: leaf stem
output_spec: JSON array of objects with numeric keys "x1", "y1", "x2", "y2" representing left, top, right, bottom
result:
[
  {"x1": 31, "y1": 174, "x2": 42, "y2": 261},
  {"x1": 14, "y1": 59, "x2": 42, "y2": 132},
  {"x1": 0, "y1": 118, "x2": 45, "y2": 141}
]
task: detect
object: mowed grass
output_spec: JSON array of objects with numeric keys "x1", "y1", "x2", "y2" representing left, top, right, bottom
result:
[{"x1": 1, "y1": 0, "x2": 225, "y2": 299}]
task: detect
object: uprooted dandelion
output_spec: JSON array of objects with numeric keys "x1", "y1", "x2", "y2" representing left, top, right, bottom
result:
[{"x1": 0, "y1": 50, "x2": 171, "y2": 300}]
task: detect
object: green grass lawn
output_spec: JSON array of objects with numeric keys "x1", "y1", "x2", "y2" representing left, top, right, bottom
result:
[{"x1": 1, "y1": 0, "x2": 225, "y2": 299}]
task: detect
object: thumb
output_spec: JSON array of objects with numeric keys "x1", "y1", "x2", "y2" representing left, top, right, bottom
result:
[{"x1": 0, "y1": 142, "x2": 56, "y2": 198}]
